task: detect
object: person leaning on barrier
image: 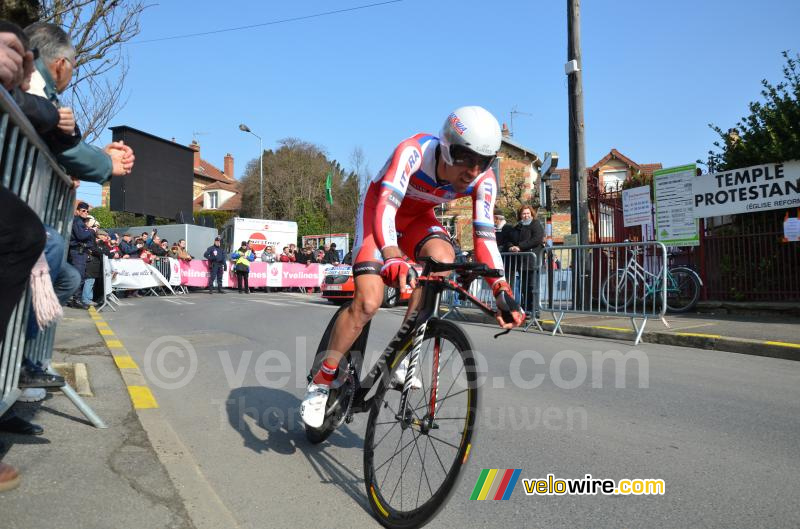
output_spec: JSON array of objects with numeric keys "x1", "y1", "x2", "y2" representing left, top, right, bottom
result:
[
  {"x1": 149, "y1": 235, "x2": 167, "y2": 257},
  {"x1": 0, "y1": 22, "x2": 46, "y2": 493},
  {"x1": 172, "y1": 239, "x2": 193, "y2": 261},
  {"x1": 260, "y1": 245, "x2": 277, "y2": 263},
  {"x1": 296, "y1": 245, "x2": 313, "y2": 265},
  {"x1": 503, "y1": 203, "x2": 545, "y2": 314},
  {"x1": 279, "y1": 246, "x2": 295, "y2": 263},
  {"x1": 118, "y1": 232, "x2": 138, "y2": 259},
  {"x1": 23, "y1": 22, "x2": 134, "y2": 187},
  {"x1": 0, "y1": 20, "x2": 32, "y2": 92},
  {"x1": 204, "y1": 236, "x2": 227, "y2": 294}
]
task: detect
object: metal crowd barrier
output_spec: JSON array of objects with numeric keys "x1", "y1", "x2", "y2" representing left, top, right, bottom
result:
[
  {"x1": 440, "y1": 250, "x2": 545, "y2": 331},
  {"x1": 539, "y1": 241, "x2": 668, "y2": 344},
  {"x1": 0, "y1": 87, "x2": 105, "y2": 426}
]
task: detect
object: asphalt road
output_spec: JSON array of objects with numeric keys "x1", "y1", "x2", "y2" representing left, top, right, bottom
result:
[{"x1": 101, "y1": 290, "x2": 800, "y2": 529}]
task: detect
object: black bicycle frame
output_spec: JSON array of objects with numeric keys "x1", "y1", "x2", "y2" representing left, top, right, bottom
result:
[{"x1": 347, "y1": 267, "x2": 499, "y2": 417}]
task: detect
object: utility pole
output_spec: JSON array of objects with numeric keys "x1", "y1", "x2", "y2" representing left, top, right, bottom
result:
[{"x1": 567, "y1": 0, "x2": 589, "y2": 245}]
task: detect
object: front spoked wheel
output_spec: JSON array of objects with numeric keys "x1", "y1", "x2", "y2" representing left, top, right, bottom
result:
[{"x1": 364, "y1": 319, "x2": 478, "y2": 528}]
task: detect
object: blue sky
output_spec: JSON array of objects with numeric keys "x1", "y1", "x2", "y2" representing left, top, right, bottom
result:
[{"x1": 76, "y1": 0, "x2": 800, "y2": 205}]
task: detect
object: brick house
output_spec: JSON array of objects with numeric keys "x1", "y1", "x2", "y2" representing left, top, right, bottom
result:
[
  {"x1": 548, "y1": 149, "x2": 662, "y2": 242},
  {"x1": 439, "y1": 124, "x2": 542, "y2": 250},
  {"x1": 189, "y1": 140, "x2": 241, "y2": 212}
]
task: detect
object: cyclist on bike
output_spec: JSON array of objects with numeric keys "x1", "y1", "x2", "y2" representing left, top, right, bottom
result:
[{"x1": 301, "y1": 106, "x2": 526, "y2": 428}]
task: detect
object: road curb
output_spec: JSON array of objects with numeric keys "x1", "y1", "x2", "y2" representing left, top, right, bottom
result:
[
  {"x1": 441, "y1": 308, "x2": 800, "y2": 361},
  {"x1": 87, "y1": 307, "x2": 242, "y2": 529}
]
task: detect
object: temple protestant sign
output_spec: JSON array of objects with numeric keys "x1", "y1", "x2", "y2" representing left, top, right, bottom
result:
[{"x1": 692, "y1": 161, "x2": 800, "y2": 217}]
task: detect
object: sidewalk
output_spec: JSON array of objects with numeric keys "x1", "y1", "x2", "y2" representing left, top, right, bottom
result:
[
  {"x1": 0, "y1": 308, "x2": 194, "y2": 529},
  {"x1": 442, "y1": 306, "x2": 800, "y2": 360}
]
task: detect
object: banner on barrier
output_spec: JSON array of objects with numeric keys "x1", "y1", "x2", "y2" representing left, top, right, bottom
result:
[
  {"x1": 109, "y1": 259, "x2": 173, "y2": 291},
  {"x1": 225, "y1": 262, "x2": 327, "y2": 287},
  {"x1": 168, "y1": 258, "x2": 182, "y2": 286},
  {"x1": 102, "y1": 255, "x2": 113, "y2": 297}
]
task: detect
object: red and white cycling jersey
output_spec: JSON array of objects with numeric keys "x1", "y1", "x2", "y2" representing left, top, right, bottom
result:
[{"x1": 352, "y1": 133, "x2": 505, "y2": 285}]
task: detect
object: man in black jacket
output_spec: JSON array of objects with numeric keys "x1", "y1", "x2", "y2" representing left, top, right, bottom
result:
[
  {"x1": 68, "y1": 202, "x2": 95, "y2": 307},
  {"x1": 118, "y1": 232, "x2": 139, "y2": 258},
  {"x1": 494, "y1": 213, "x2": 514, "y2": 249},
  {"x1": 203, "y1": 236, "x2": 226, "y2": 294},
  {"x1": 503, "y1": 204, "x2": 544, "y2": 314}
]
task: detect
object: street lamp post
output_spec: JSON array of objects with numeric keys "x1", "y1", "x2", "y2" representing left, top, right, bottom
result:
[{"x1": 239, "y1": 124, "x2": 263, "y2": 219}]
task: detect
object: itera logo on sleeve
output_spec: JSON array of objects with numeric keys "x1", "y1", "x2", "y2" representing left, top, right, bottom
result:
[{"x1": 469, "y1": 469, "x2": 522, "y2": 501}]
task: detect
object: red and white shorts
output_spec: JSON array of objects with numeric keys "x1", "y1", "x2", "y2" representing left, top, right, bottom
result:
[{"x1": 351, "y1": 208, "x2": 452, "y2": 276}]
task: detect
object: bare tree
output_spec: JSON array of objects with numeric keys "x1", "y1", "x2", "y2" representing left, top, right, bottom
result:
[
  {"x1": 40, "y1": 0, "x2": 150, "y2": 141},
  {"x1": 349, "y1": 145, "x2": 370, "y2": 198}
]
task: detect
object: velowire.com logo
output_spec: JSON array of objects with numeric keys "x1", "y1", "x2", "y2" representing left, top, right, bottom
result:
[{"x1": 470, "y1": 469, "x2": 522, "y2": 501}]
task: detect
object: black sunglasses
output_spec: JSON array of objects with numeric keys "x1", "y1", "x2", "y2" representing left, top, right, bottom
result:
[{"x1": 449, "y1": 144, "x2": 495, "y2": 172}]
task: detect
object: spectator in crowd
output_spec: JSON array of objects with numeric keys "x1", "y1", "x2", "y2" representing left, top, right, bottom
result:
[
  {"x1": 324, "y1": 243, "x2": 340, "y2": 265},
  {"x1": 107, "y1": 233, "x2": 121, "y2": 257},
  {"x1": 67, "y1": 201, "x2": 95, "y2": 309},
  {"x1": 0, "y1": 22, "x2": 57, "y2": 134},
  {"x1": 82, "y1": 228, "x2": 112, "y2": 306},
  {"x1": 288, "y1": 243, "x2": 298, "y2": 259},
  {"x1": 24, "y1": 22, "x2": 134, "y2": 186},
  {"x1": 279, "y1": 246, "x2": 295, "y2": 263},
  {"x1": 118, "y1": 232, "x2": 138, "y2": 258},
  {"x1": 149, "y1": 235, "x2": 167, "y2": 257},
  {"x1": 138, "y1": 240, "x2": 154, "y2": 265},
  {"x1": 296, "y1": 245, "x2": 314, "y2": 265},
  {"x1": 140, "y1": 231, "x2": 150, "y2": 247},
  {"x1": 494, "y1": 213, "x2": 514, "y2": 249},
  {"x1": 204, "y1": 236, "x2": 226, "y2": 294},
  {"x1": 160, "y1": 239, "x2": 169, "y2": 254},
  {"x1": 502, "y1": 204, "x2": 544, "y2": 315},
  {"x1": 230, "y1": 241, "x2": 255, "y2": 294},
  {"x1": 314, "y1": 248, "x2": 326, "y2": 264},
  {"x1": 0, "y1": 23, "x2": 46, "y2": 493},
  {"x1": 176, "y1": 239, "x2": 192, "y2": 260},
  {"x1": 343, "y1": 250, "x2": 352, "y2": 265},
  {"x1": 260, "y1": 245, "x2": 277, "y2": 263},
  {"x1": 169, "y1": 239, "x2": 192, "y2": 261}
]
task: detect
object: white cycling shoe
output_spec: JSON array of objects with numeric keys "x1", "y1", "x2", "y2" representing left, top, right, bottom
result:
[
  {"x1": 300, "y1": 383, "x2": 329, "y2": 429},
  {"x1": 392, "y1": 358, "x2": 422, "y2": 390}
]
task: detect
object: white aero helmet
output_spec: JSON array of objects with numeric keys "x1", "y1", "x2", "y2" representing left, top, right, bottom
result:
[{"x1": 439, "y1": 105, "x2": 502, "y2": 169}]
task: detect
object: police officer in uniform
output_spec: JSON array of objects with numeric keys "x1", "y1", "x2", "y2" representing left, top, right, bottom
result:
[
  {"x1": 68, "y1": 202, "x2": 96, "y2": 308},
  {"x1": 203, "y1": 236, "x2": 226, "y2": 294}
]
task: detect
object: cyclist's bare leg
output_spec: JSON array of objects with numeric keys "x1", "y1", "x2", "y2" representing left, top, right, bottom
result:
[
  {"x1": 403, "y1": 238, "x2": 456, "y2": 321},
  {"x1": 321, "y1": 273, "x2": 385, "y2": 370}
]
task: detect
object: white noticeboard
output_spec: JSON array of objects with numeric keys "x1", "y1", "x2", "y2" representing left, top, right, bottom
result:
[
  {"x1": 622, "y1": 185, "x2": 653, "y2": 227},
  {"x1": 653, "y1": 164, "x2": 699, "y2": 247},
  {"x1": 784, "y1": 214, "x2": 800, "y2": 242},
  {"x1": 692, "y1": 160, "x2": 800, "y2": 217}
]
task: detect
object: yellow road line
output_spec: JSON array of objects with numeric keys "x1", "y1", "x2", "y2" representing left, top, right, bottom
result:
[
  {"x1": 90, "y1": 310, "x2": 158, "y2": 409},
  {"x1": 127, "y1": 386, "x2": 158, "y2": 409},
  {"x1": 764, "y1": 341, "x2": 800, "y2": 349},
  {"x1": 114, "y1": 356, "x2": 139, "y2": 369},
  {"x1": 675, "y1": 332, "x2": 721, "y2": 338}
]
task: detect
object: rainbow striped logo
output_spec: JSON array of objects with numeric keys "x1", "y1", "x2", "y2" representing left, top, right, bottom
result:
[{"x1": 470, "y1": 469, "x2": 522, "y2": 500}]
